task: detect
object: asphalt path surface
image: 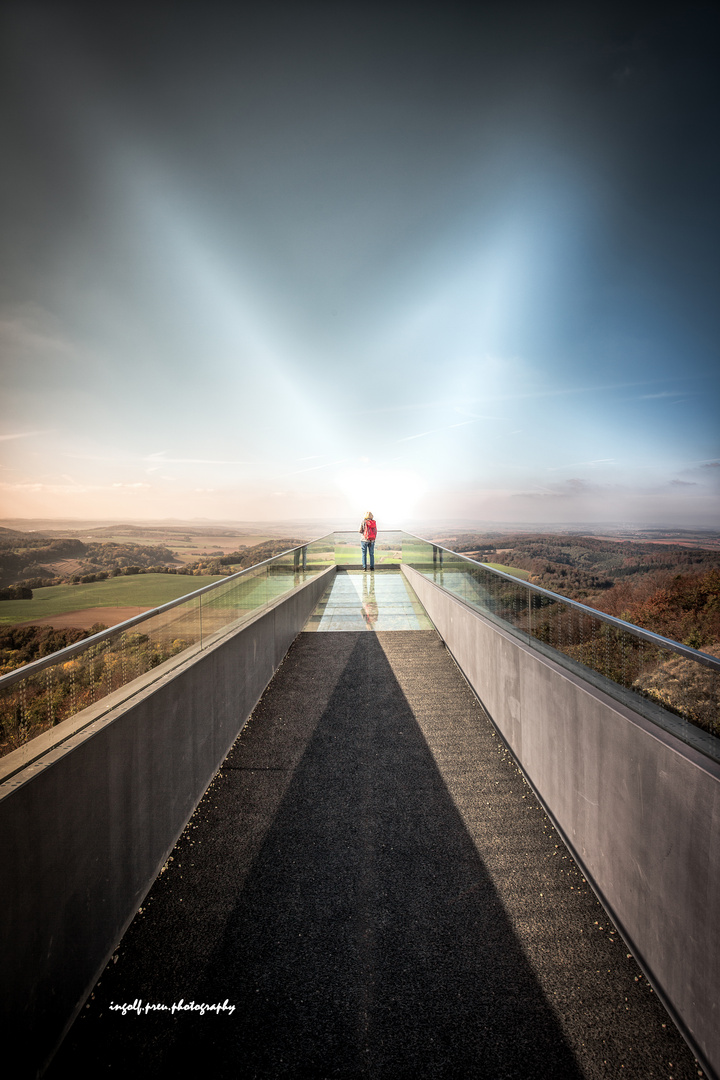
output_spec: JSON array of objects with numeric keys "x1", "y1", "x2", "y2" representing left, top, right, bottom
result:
[{"x1": 48, "y1": 630, "x2": 703, "y2": 1079}]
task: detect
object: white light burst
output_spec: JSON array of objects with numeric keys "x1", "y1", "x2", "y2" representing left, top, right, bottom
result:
[{"x1": 335, "y1": 467, "x2": 425, "y2": 525}]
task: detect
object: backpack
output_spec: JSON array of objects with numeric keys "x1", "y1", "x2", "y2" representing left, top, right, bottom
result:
[{"x1": 364, "y1": 519, "x2": 377, "y2": 541}]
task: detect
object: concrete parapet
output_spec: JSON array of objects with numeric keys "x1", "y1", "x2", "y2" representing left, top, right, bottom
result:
[
  {"x1": 403, "y1": 563, "x2": 720, "y2": 1080},
  {"x1": 0, "y1": 565, "x2": 334, "y2": 1079}
]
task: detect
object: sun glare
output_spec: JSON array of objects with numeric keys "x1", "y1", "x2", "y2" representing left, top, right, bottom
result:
[{"x1": 335, "y1": 467, "x2": 425, "y2": 525}]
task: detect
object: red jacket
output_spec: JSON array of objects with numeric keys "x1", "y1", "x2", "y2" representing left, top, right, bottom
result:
[{"x1": 361, "y1": 518, "x2": 377, "y2": 541}]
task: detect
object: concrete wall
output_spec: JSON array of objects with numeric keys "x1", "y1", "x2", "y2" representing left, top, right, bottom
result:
[
  {"x1": 0, "y1": 566, "x2": 334, "y2": 1080},
  {"x1": 403, "y1": 564, "x2": 720, "y2": 1080}
]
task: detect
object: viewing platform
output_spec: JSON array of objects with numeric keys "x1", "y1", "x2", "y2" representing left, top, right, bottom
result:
[
  {"x1": 304, "y1": 567, "x2": 434, "y2": 630},
  {"x1": 1, "y1": 535, "x2": 718, "y2": 1079}
]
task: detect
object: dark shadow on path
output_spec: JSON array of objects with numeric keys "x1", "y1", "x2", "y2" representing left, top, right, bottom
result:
[{"x1": 49, "y1": 632, "x2": 583, "y2": 1080}]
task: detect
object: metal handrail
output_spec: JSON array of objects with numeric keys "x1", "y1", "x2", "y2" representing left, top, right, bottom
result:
[
  {"x1": 4, "y1": 527, "x2": 716, "y2": 688},
  {"x1": 0, "y1": 532, "x2": 335, "y2": 689},
  {"x1": 403, "y1": 532, "x2": 720, "y2": 673}
]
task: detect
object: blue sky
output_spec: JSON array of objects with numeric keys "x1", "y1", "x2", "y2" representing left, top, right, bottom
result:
[{"x1": 1, "y1": 1, "x2": 718, "y2": 528}]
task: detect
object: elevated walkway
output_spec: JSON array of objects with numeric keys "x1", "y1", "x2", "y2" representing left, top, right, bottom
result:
[
  {"x1": 48, "y1": 579, "x2": 702, "y2": 1078},
  {"x1": 3, "y1": 537, "x2": 718, "y2": 1079}
]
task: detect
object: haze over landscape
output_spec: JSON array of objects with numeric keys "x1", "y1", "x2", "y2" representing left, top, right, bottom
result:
[{"x1": 1, "y1": 1, "x2": 718, "y2": 528}]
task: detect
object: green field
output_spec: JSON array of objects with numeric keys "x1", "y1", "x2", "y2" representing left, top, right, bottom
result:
[
  {"x1": 333, "y1": 547, "x2": 401, "y2": 565},
  {"x1": 0, "y1": 574, "x2": 227, "y2": 625},
  {"x1": 483, "y1": 562, "x2": 532, "y2": 580}
]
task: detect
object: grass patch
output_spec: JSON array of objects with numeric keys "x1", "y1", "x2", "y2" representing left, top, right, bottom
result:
[
  {"x1": 334, "y1": 548, "x2": 401, "y2": 565},
  {"x1": 0, "y1": 574, "x2": 226, "y2": 625},
  {"x1": 483, "y1": 562, "x2": 532, "y2": 580}
]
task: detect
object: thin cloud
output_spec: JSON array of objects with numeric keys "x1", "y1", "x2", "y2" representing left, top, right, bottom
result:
[
  {"x1": 639, "y1": 391, "x2": 695, "y2": 400},
  {"x1": 0, "y1": 314, "x2": 75, "y2": 356},
  {"x1": 145, "y1": 453, "x2": 258, "y2": 466},
  {"x1": 397, "y1": 416, "x2": 502, "y2": 443},
  {"x1": 546, "y1": 458, "x2": 616, "y2": 471},
  {"x1": 0, "y1": 430, "x2": 48, "y2": 442},
  {"x1": 516, "y1": 477, "x2": 603, "y2": 499},
  {"x1": 345, "y1": 379, "x2": 672, "y2": 423},
  {"x1": 64, "y1": 450, "x2": 260, "y2": 467},
  {"x1": 477, "y1": 380, "x2": 674, "y2": 403},
  {"x1": 288, "y1": 457, "x2": 350, "y2": 475},
  {"x1": 0, "y1": 479, "x2": 91, "y2": 493}
]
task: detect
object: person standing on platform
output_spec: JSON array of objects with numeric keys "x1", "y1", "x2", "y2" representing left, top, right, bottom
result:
[{"x1": 359, "y1": 511, "x2": 377, "y2": 571}]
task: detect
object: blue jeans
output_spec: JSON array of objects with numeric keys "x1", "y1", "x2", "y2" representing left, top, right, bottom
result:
[{"x1": 361, "y1": 540, "x2": 375, "y2": 569}]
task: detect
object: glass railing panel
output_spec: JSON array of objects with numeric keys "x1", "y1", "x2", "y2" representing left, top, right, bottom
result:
[
  {"x1": 1, "y1": 664, "x2": 59, "y2": 755},
  {"x1": 0, "y1": 536, "x2": 334, "y2": 760},
  {"x1": 306, "y1": 535, "x2": 335, "y2": 569},
  {"x1": 400, "y1": 534, "x2": 434, "y2": 571},
  {"x1": 271, "y1": 546, "x2": 305, "y2": 595},
  {"x1": 525, "y1": 594, "x2": 719, "y2": 742},
  {"x1": 141, "y1": 594, "x2": 204, "y2": 658},
  {"x1": 374, "y1": 530, "x2": 403, "y2": 566},
  {"x1": 333, "y1": 530, "x2": 363, "y2": 564},
  {"x1": 0, "y1": 597, "x2": 204, "y2": 757},
  {"x1": 399, "y1": 531, "x2": 719, "y2": 759},
  {"x1": 635, "y1": 645, "x2": 718, "y2": 738},
  {"x1": 266, "y1": 549, "x2": 301, "y2": 602},
  {"x1": 199, "y1": 564, "x2": 268, "y2": 640}
]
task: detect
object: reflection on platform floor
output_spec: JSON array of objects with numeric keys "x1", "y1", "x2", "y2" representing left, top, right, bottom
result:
[{"x1": 304, "y1": 570, "x2": 433, "y2": 631}]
